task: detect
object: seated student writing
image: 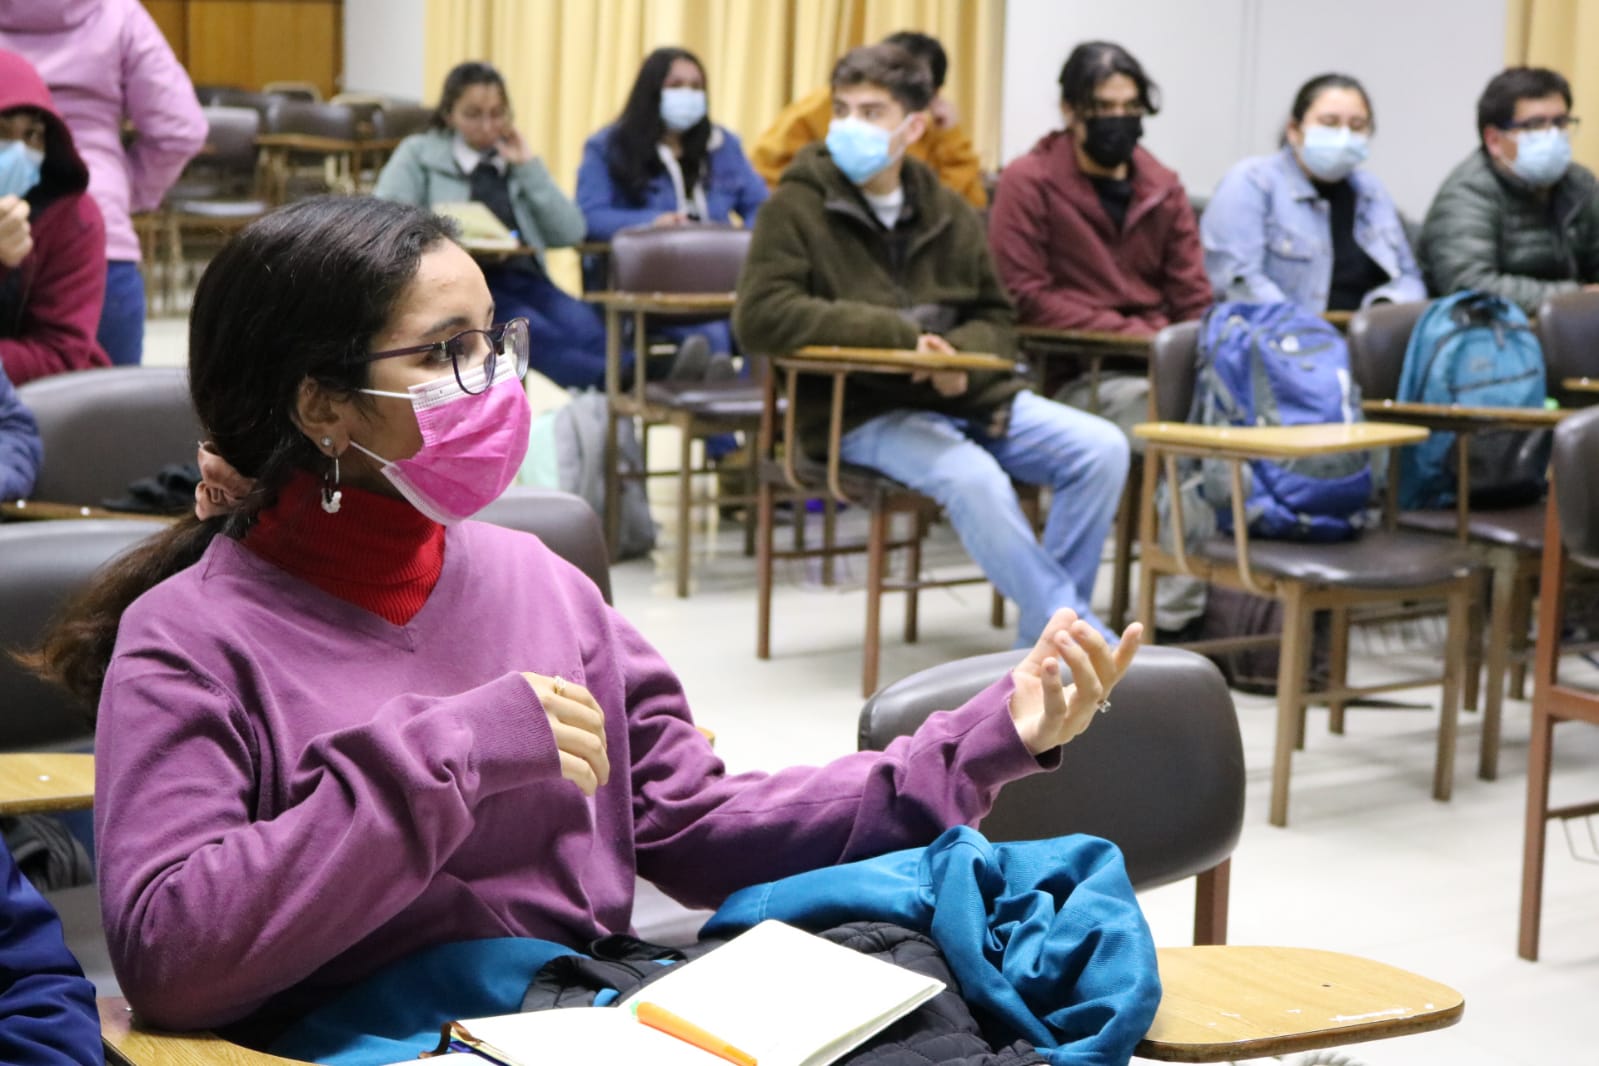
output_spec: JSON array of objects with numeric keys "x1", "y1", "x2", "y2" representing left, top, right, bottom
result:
[
  {"x1": 374, "y1": 61, "x2": 604, "y2": 389},
  {"x1": 0, "y1": 50, "x2": 108, "y2": 386},
  {"x1": 735, "y1": 43, "x2": 1131, "y2": 644},
  {"x1": 30, "y1": 195, "x2": 1141, "y2": 1041}
]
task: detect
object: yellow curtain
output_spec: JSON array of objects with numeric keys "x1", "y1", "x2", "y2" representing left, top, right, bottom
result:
[
  {"x1": 1504, "y1": 0, "x2": 1599, "y2": 169},
  {"x1": 422, "y1": 0, "x2": 1005, "y2": 198}
]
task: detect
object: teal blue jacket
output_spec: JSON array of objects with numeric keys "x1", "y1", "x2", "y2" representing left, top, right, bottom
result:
[
  {"x1": 372, "y1": 129, "x2": 586, "y2": 264},
  {"x1": 270, "y1": 828, "x2": 1157, "y2": 1065}
]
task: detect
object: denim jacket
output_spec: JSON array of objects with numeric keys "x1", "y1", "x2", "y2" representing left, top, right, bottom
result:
[{"x1": 1201, "y1": 146, "x2": 1425, "y2": 311}]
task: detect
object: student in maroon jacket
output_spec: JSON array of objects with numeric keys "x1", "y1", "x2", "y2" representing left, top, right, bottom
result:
[
  {"x1": 0, "y1": 49, "x2": 107, "y2": 386},
  {"x1": 988, "y1": 42, "x2": 1209, "y2": 412}
]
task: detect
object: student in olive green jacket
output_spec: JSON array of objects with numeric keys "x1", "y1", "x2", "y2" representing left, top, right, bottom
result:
[
  {"x1": 734, "y1": 43, "x2": 1131, "y2": 644},
  {"x1": 1420, "y1": 66, "x2": 1599, "y2": 315}
]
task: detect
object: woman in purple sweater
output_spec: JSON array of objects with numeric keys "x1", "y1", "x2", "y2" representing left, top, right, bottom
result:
[{"x1": 32, "y1": 196, "x2": 1140, "y2": 1041}]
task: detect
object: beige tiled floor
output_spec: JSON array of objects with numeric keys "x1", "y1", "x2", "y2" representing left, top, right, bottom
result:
[{"x1": 143, "y1": 319, "x2": 1596, "y2": 1065}]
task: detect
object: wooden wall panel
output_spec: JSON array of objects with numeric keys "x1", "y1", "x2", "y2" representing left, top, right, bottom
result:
[
  {"x1": 142, "y1": 0, "x2": 188, "y2": 64},
  {"x1": 170, "y1": 1, "x2": 343, "y2": 98}
]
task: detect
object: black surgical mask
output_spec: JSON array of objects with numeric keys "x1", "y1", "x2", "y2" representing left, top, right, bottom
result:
[{"x1": 1081, "y1": 115, "x2": 1142, "y2": 169}]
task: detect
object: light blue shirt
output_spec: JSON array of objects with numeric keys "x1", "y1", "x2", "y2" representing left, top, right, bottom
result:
[{"x1": 1201, "y1": 146, "x2": 1426, "y2": 311}]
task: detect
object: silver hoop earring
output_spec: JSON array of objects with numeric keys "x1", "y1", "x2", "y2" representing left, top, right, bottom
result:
[{"x1": 321, "y1": 452, "x2": 343, "y2": 514}]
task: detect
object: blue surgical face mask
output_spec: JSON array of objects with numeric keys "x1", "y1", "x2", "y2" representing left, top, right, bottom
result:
[
  {"x1": 1297, "y1": 125, "x2": 1369, "y2": 183},
  {"x1": 825, "y1": 116, "x2": 909, "y2": 186},
  {"x1": 660, "y1": 87, "x2": 707, "y2": 133},
  {"x1": 1509, "y1": 127, "x2": 1572, "y2": 187},
  {"x1": 0, "y1": 140, "x2": 42, "y2": 199}
]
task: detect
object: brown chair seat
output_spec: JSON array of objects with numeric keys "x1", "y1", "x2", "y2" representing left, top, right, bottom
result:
[
  {"x1": 1196, "y1": 529, "x2": 1478, "y2": 588},
  {"x1": 1398, "y1": 504, "x2": 1546, "y2": 550}
]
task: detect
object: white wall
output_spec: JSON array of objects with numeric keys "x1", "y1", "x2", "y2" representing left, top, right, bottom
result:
[
  {"x1": 1001, "y1": 0, "x2": 1507, "y2": 219},
  {"x1": 343, "y1": 0, "x2": 427, "y2": 102}
]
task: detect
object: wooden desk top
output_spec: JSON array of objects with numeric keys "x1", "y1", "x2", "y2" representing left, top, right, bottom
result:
[
  {"x1": 1562, "y1": 376, "x2": 1599, "y2": 394},
  {"x1": 1134, "y1": 421, "x2": 1428, "y2": 458},
  {"x1": 0, "y1": 500, "x2": 177, "y2": 523},
  {"x1": 101, "y1": 998, "x2": 306, "y2": 1066},
  {"x1": 254, "y1": 133, "x2": 398, "y2": 153},
  {"x1": 1321, "y1": 309, "x2": 1355, "y2": 329},
  {"x1": 0, "y1": 754, "x2": 94, "y2": 815},
  {"x1": 584, "y1": 291, "x2": 737, "y2": 312},
  {"x1": 778, "y1": 346, "x2": 1016, "y2": 373},
  {"x1": 459, "y1": 241, "x2": 541, "y2": 261},
  {"x1": 1363, "y1": 399, "x2": 1567, "y2": 429},
  {"x1": 1137, "y1": 945, "x2": 1463, "y2": 1062}
]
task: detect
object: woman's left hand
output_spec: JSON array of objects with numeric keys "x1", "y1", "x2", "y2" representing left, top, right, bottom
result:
[
  {"x1": 1008, "y1": 610, "x2": 1143, "y2": 756},
  {"x1": 498, "y1": 127, "x2": 532, "y2": 166}
]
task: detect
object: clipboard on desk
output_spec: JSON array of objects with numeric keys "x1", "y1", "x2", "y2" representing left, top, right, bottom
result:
[
  {"x1": 434, "y1": 920, "x2": 944, "y2": 1066},
  {"x1": 433, "y1": 201, "x2": 520, "y2": 252}
]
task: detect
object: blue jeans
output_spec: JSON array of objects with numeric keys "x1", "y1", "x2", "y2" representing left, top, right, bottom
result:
[
  {"x1": 840, "y1": 390, "x2": 1129, "y2": 643},
  {"x1": 483, "y1": 265, "x2": 609, "y2": 389},
  {"x1": 97, "y1": 260, "x2": 145, "y2": 366}
]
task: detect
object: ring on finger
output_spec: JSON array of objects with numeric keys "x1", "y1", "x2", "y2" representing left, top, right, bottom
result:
[
  {"x1": 551, "y1": 675, "x2": 567, "y2": 698},
  {"x1": 1096, "y1": 698, "x2": 1112, "y2": 715}
]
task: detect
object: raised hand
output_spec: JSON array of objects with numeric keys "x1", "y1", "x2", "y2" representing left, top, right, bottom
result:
[{"x1": 1008, "y1": 609, "x2": 1142, "y2": 755}]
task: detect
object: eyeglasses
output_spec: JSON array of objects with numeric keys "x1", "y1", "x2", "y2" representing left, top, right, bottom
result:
[
  {"x1": 1502, "y1": 114, "x2": 1581, "y2": 133},
  {"x1": 1082, "y1": 99, "x2": 1147, "y2": 118},
  {"x1": 358, "y1": 318, "x2": 531, "y2": 395}
]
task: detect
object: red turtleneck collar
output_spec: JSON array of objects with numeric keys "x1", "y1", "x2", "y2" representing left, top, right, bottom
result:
[{"x1": 242, "y1": 469, "x2": 446, "y2": 626}]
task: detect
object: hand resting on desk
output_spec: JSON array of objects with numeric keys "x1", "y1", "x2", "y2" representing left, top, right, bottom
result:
[{"x1": 910, "y1": 333, "x2": 969, "y2": 397}]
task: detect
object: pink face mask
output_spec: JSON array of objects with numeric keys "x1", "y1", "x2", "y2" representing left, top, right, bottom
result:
[{"x1": 349, "y1": 364, "x2": 531, "y2": 524}]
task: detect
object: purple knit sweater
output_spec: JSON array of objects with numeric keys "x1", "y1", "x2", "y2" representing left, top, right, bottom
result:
[{"x1": 94, "y1": 521, "x2": 1047, "y2": 1032}]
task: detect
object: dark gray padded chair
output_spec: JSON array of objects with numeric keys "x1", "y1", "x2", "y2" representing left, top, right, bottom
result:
[
  {"x1": 17, "y1": 367, "x2": 201, "y2": 509},
  {"x1": 0, "y1": 519, "x2": 168, "y2": 996},
  {"x1": 477, "y1": 486, "x2": 612, "y2": 604},
  {"x1": 858, "y1": 645, "x2": 1243, "y2": 944},
  {"x1": 1142, "y1": 320, "x2": 1478, "y2": 826},
  {"x1": 604, "y1": 224, "x2": 761, "y2": 597},
  {"x1": 1538, "y1": 290, "x2": 1599, "y2": 408},
  {"x1": 1350, "y1": 300, "x2": 1543, "y2": 780}
]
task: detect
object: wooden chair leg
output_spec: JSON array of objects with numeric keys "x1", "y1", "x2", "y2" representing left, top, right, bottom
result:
[
  {"x1": 1481, "y1": 557, "x2": 1517, "y2": 780},
  {"x1": 756, "y1": 479, "x2": 775, "y2": 661},
  {"x1": 1463, "y1": 570, "x2": 1486, "y2": 714},
  {"x1": 1109, "y1": 458, "x2": 1141, "y2": 632},
  {"x1": 1507, "y1": 567, "x2": 1535, "y2": 701},
  {"x1": 603, "y1": 411, "x2": 623, "y2": 561},
  {"x1": 1519, "y1": 690, "x2": 1555, "y2": 961},
  {"x1": 1270, "y1": 586, "x2": 1312, "y2": 828},
  {"x1": 742, "y1": 452, "x2": 757, "y2": 558},
  {"x1": 904, "y1": 510, "x2": 922, "y2": 644},
  {"x1": 863, "y1": 506, "x2": 889, "y2": 698},
  {"x1": 1193, "y1": 858, "x2": 1229, "y2": 946},
  {"x1": 1327, "y1": 605, "x2": 1350, "y2": 735},
  {"x1": 675, "y1": 429, "x2": 693, "y2": 598},
  {"x1": 1434, "y1": 583, "x2": 1469, "y2": 803},
  {"x1": 822, "y1": 497, "x2": 838, "y2": 586}
]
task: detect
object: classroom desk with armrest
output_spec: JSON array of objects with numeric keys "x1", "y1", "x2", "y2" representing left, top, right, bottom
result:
[
  {"x1": 98, "y1": 947, "x2": 1462, "y2": 1064},
  {"x1": 757, "y1": 346, "x2": 1019, "y2": 695},
  {"x1": 254, "y1": 132, "x2": 399, "y2": 201},
  {"x1": 1562, "y1": 376, "x2": 1599, "y2": 394},
  {"x1": 1134, "y1": 373, "x2": 1478, "y2": 826},
  {"x1": 0, "y1": 753, "x2": 94, "y2": 815}
]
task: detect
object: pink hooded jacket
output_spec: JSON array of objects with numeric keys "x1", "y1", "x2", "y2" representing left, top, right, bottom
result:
[{"x1": 0, "y1": 0, "x2": 205, "y2": 263}]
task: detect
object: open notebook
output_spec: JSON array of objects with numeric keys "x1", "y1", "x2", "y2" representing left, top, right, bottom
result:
[
  {"x1": 432, "y1": 201, "x2": 520, "y2": 251},
  {"x1": 437, "y1": 920, "x2": 946, "y2": 1066}
]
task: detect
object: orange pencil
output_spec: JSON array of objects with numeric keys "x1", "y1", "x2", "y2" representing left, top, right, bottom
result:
[{"x1": 633, "y1": 1000, "x2": 758, "y2": 1066}]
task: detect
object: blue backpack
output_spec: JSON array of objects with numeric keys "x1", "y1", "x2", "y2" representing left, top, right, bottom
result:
[
  {"x1": 1190, "y1": 302, "x2": 1371, "y2": 541},
  {"x1": 1395, "y1": 291, "x2": 1547, "y2": 510}
]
